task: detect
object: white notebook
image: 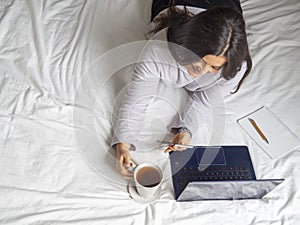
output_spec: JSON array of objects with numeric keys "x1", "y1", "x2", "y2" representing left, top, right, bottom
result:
[{"x1": 237, "y1": 106, "x2": 300, "y2": 159}]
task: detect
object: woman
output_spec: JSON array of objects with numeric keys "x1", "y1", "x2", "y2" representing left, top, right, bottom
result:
[{"x1": 112, "y1": 0, "x2": 252, "y2": 179}]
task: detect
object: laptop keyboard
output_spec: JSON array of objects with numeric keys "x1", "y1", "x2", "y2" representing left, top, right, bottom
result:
[{"x1": 176, "y1": 166, "x2": 255, "y2": 190}]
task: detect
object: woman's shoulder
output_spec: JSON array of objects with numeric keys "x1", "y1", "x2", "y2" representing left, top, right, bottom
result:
[
  {"x1": 138, "y1": 38, "x2": 175, "y2": 66},
  {"x1": 146, "y1": 27, "x2": 167, "y2": 41},
  {"x1": 135, "y1": 39, "x2": 190, "y2": 83}
]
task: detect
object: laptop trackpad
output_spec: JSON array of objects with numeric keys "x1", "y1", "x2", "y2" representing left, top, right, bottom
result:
[{"x1": 196, "y1": 146, "x2": 226, "y2": 167}]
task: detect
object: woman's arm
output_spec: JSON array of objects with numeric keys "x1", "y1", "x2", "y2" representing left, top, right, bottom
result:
[
  {"x1": 112, "y1": 58, "x2": 161, "y2": 178},
  {"x1": 112, "y1": 60, "x2": 160, "y2": 150}
]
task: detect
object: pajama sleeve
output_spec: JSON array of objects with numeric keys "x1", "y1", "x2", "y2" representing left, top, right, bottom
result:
[{"x1": 111, "y1": 57, "x2": 160, "y2": 150}]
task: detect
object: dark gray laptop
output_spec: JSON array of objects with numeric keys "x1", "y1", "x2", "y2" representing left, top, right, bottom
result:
[{"x1": 169, "y1": 146, "x2": 284, "y2": 201}]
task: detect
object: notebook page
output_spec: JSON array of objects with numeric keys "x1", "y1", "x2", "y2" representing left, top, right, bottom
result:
[{"x1": 237, "y1": 106, "x2": 300, "y2": 159}]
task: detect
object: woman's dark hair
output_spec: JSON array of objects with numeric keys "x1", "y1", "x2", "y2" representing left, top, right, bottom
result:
[{"x1": 150, "y1": 3, "x2": 252, "y2": 93}]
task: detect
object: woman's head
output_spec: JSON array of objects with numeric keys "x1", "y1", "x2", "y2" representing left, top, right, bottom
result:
[{"x1": 152, "y1": 6, "x2": 252, "y2": 92}]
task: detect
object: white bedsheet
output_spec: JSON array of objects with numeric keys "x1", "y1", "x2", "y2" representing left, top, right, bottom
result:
[{"x1": 0, "y1": 0, "x2": 300, "y2": 224}]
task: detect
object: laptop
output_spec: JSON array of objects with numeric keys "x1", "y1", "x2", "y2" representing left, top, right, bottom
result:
[{"x1": 169, "y1": 146, "x2": 284, "y2": 201}]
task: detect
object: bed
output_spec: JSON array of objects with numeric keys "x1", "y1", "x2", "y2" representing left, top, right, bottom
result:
[{"x1": 0, "y1": 0, "x2": 300, "y2": 224}]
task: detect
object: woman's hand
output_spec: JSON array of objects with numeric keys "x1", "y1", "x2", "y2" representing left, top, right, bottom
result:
[
  {"x1": 116, "y1": 142, "x2": 134, "y2": 179},
  {"x1": 164, "y1": 130, "x2": 191, "y2": 153}
]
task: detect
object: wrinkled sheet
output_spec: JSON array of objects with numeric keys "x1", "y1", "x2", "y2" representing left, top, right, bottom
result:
[{"x1": 0, "y1": 0, "x2": 300, "y2": 224}]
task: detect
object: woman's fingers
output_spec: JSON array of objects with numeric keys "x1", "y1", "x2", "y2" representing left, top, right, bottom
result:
[
  {"x1": 117, "y1": 162, "x2": 133, "y2": 179},
  {"x1": 164, "y1": 144, "x2": 187, "y2": 153},
  {"x1": 117, "y1": 161, "x2": 134, "y2": 179},
  {"x1": 164, "y1": 147, "x2": 174, "y2": 153},
  {"x1": 164, "y1": 130, "x2": 191, "y2": 153},
  {"x1": 116, "y1": 147, "x2": 134, "y2": 179}
]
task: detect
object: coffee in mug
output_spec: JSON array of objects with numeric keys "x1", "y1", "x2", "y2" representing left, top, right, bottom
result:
[
  {"x1": 136, "y1": 166, "x2": 162, "y2": 188},
  {"x1": 133, "y1": 163, "x2": 163, "y2": 199}
]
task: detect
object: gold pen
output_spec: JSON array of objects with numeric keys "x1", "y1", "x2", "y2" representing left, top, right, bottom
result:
[
  {"x1": 248, "y1": 118, "x2": 269, "y2": 144},
  {"x1": 160, "y1": 141, "x2": 194, "y2": 149}
]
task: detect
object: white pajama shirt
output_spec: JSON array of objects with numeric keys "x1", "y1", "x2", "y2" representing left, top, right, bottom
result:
[{"x1": 111, "y1": 7, "x2": 248, "y2": 149}]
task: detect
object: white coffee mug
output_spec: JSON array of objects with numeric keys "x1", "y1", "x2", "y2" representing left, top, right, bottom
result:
[{"x1": 133, "y1": 163, "x2": 163, "y2": 199}]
